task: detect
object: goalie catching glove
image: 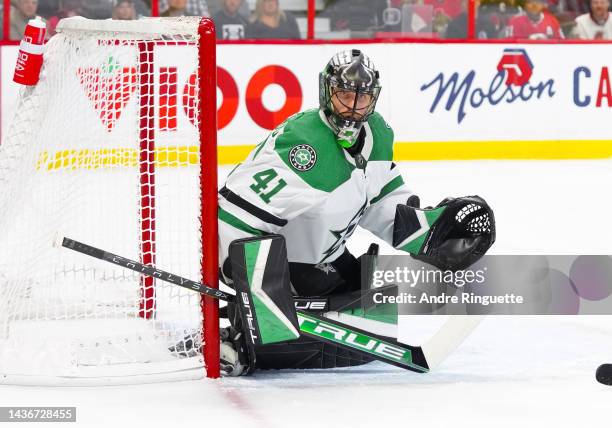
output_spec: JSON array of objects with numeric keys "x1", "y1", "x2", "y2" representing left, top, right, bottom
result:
[{"x1": 392, "y1": 195, "x2": 495, "y2": 271}]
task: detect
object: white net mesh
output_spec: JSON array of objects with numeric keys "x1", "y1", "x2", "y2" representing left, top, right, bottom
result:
[{"x1": 0, "y1": 17, "x2": 213, "y2": 385}]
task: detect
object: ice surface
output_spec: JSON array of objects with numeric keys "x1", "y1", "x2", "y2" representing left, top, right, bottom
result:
[{"x1": 1, "y1": 160, "x2": 611, "y2": 427}]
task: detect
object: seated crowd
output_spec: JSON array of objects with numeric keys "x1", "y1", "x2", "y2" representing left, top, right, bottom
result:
[
  {"x1": 319, "y1": 0, "x2": 612, "y2": 40},
  {"x1": 2, "y1": 0, "x2": 611, "y2": 40}
]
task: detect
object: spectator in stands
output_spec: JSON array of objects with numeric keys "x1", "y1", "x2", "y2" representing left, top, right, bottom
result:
[
  {"x1": 79, "y1": 0, "x2": 113, "y2": 18},
  {"x1": 213, "y1": 0, "x2": 248, "y2": 39},
  {"x1": 482, "y1": 0, "x2": 526, "y2": 35},
  {"x1": 79, "y1": 0, "x2": 148, "y2": 19},
  {"x1": 547, "y1": 0, "x2": 589, "y2": 29},
  {"x1": 432, "y1": 8, "x2": 452, "y2": 34},
  {"x1": 37, "y1": 0, "x2": 59, "y2": 18},
  {"x1": 504, "y1": 0, "x2": 564, "y2": 38},
  {"x1": 47, "y1": 0, "x2": 80, "y2": 36},
  {"x1": 425, "y1": 0, "x2": 463, "y2": 19},
  {"x1": 379, "y1": 0, "x2": 434, "y2": 35},
  {"x1": 446, "y1": 0, "x2": 500, "y2": 38},
  {"x1": 159, "y1": 0, "x2": 209, "y2": 16},
  {"x1": 113, "y1": 0, "x2": 136, "y2": 19},
  {"x1": 572, "y1": 0, "x2": 612, "y2": 38},
  {"x1": 130, "y1": 0, "x2": 150, "y2": 17},
  {"x1": 246, "y1": 0, "x2": 300, "y2": 39},
  {"x1": 161, "y1": 0, "x2": 188, "y2": 16},
  {"x1": 208, "y1": 0, "x2": 249, "y2": 18},
  {"x1": 10, "y1": 0, "x2": 39, "y2": 39},
  {"x1": 325, "y1": 0, "x2": 386, "y2": 36}
]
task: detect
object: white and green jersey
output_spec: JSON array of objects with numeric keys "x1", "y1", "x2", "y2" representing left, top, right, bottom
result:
[{"x1": 218, "y1": 108, "x2": 414, "y2": 268}]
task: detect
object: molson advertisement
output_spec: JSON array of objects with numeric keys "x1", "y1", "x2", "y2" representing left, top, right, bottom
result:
[{"x1": 2, "y1": 43, "x2": 612, "y2": 160}]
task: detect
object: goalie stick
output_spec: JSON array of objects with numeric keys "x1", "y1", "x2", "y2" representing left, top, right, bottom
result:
[{"x1": 61, "y1": 237, "x2": 480, "y2": 373}]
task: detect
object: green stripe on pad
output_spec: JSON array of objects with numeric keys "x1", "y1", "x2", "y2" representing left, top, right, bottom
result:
[
  {"x1": 399, "y1": 206, "x2": 447, "y2": 254},
  {"x1": 399, "y1": 232, "x2": 428, "y2": 255},
  {"x1": 243, "y1": 240, "x2": 261, "y2": 289},
  {"x1": 252, "y1": 294, "x2": 299, "y2": 344},
  {"x1": 243, "y1": 239, "x2": 300, "y2": 344},
  {"x1": 425, "y1": 206, "x2": 446, "y2": 225}
]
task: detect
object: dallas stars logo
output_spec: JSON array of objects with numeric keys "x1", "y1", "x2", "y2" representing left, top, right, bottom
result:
[
  {"x1": 320, "y1": 200, "x2": 367, "y2": 263},
  {"x1": 289, "y1": 144, "x2": 316, "y2": 171}
]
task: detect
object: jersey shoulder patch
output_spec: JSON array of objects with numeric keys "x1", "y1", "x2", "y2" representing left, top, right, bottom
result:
[
  {"x1": 272, "y1": 109, "x2": 354, "y2": 193},
  {"x1": 367, "y1": 112, "x2": 395, "y2": 162}
]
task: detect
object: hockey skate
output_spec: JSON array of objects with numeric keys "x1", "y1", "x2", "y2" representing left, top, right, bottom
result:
[
  {"x1": 168, "y1": 326, "x2": 251, "y2": 377},
  {"x1": 220, "y1": 326, "x2": 251, "y2": 377}
]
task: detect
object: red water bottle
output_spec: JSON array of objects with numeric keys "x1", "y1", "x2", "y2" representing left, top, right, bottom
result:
[{"x1": 13, "y1": 18, "x2": 47, "y2": 86}]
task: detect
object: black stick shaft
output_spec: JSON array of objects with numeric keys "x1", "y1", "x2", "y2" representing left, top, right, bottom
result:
[{"x1": 62, "y1": 237, "x2": 234, "y2": 302}]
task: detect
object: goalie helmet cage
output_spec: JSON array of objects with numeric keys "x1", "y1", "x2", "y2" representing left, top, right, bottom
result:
[{"x1": 0, "y1": 17, "x2": 220, "y2": 384}]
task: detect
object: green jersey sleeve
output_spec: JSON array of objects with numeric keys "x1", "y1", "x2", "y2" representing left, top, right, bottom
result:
[
  {"x1": 218, "y1": 110, "x2": 337, "y2": 267},
  {"x1": 359, "y1": 113, "x2": 416, "y2": 246}
]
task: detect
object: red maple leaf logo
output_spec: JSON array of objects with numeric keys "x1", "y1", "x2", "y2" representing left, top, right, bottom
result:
[{"x1": 77, "y1": 63, "x2": 137, "y2": 131}]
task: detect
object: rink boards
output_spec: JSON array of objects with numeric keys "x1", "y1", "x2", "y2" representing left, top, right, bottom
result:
[{"x1": 2, "y1": 42, "x2": 612, "y2": 160}]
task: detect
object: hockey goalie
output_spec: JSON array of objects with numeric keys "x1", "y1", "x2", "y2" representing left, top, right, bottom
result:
[{"x1": 216, "y1": 49, "x2": 496, "y2": 376}]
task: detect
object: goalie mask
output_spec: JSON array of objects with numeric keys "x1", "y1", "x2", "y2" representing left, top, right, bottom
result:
[{"x1": 319, "y1": 49, "x2": 381, "y2": 148}]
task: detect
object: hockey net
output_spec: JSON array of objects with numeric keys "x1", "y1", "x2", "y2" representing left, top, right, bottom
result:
[{"x1": 0, "y1": 17, "x2": 219, "y2": 384}]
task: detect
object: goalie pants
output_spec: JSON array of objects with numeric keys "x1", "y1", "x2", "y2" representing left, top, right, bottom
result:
[{"x1": 288, "y1": 248, "x2": 362, "y2": 297}]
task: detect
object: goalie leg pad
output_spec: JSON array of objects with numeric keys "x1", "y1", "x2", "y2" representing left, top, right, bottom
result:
[
  {"x1": 254, "y1": 336, "x2": 375, "y2": 370},
  {"x1": 229, "y1": 235, "x2": 301, "y2": 347}
]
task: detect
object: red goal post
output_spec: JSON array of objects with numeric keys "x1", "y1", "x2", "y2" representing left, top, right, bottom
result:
[
  {"x1": 136, "y1": 16, "x2": 220, "y2": 379},
  {"x1": 199, "y1": 17, "x2": 220, "y2": 380},
  {"x1": 0, "y1": 17, "x2": 220, "y2": 384}
]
